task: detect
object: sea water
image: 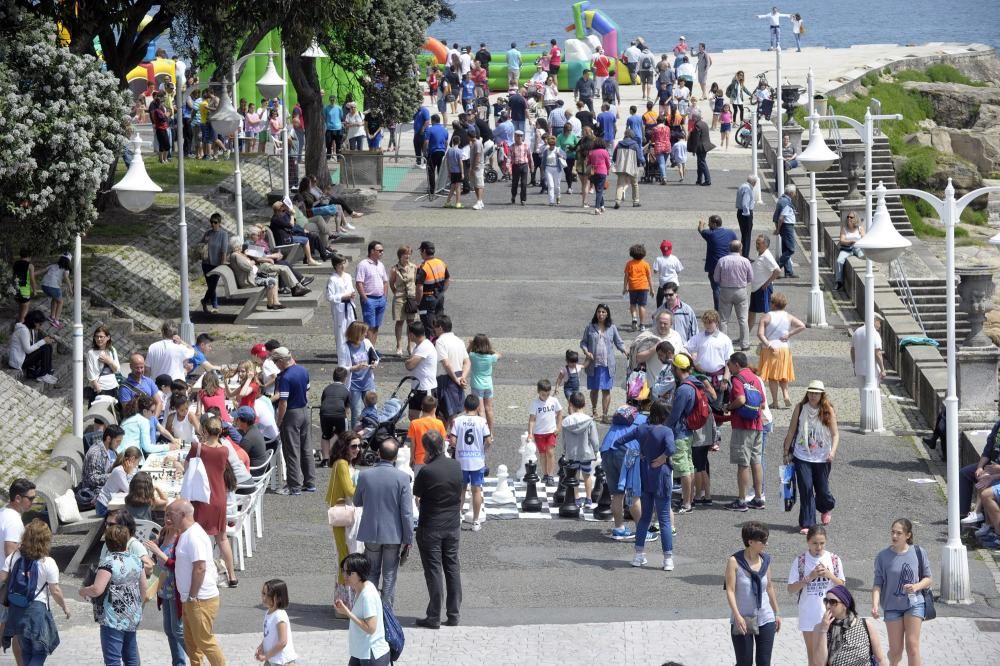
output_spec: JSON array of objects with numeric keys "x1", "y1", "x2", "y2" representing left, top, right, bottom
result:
[{"x1": 432, "y1": 0, "x2": 999, "y2": 53}]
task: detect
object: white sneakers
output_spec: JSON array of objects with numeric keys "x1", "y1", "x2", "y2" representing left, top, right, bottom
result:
[
  {"x1": 663, "y1": 556, "x2": 675, "y2": 571},
  {"x1": 631, "y1": 553, "x2": 647, "y2": 568},
  {"x1": 344, "y1": 222, "x2": 357, "y2": 231},
  {"x1": 961, "y1": 511, "x2": 984, "y2": 525},
  {"x1": 472, "y1": 200, "x2": 484, "y2": 210},
  {"x1": 37, "y1": 374, "x2": 58, "y2": 385},
  {"x1": 472, "y1": 520, "x2": 483, "y2": 532}
]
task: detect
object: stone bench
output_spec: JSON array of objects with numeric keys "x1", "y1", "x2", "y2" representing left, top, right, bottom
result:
[
  {"x1": 34, "y1": 467, "x2": 101, "y2": 536},
  {"x1": 83, "y1": 398, "x2": 118, "y2": 428},
  {"x1": 49, "y1": 434, "x2": 85, "y2": 486},
  {"x1": 960, "y1": 430, "x2": 990, "y2": 468}
]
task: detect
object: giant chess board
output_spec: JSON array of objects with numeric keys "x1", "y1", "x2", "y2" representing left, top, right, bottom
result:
[{"x1": 462, "y1": 477, "x2": 609, "y2": 521}]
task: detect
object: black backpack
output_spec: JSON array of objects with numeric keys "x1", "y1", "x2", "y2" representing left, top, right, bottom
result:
[{"x1": 640, "y1": 54, "x2": 654, "y2": 71}]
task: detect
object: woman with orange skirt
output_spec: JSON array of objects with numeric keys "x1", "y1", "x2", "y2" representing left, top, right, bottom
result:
[{"x1": 755, "y1": 292, "x2": 806, "y2": 407}]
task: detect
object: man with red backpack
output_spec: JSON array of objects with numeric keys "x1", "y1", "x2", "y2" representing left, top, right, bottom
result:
[
  {"x1": 666, "y1": 352, "x2": 711, "y2": 514},
  {"x1": 725, "y1": 352, "x2": 766, "y2": 513}
]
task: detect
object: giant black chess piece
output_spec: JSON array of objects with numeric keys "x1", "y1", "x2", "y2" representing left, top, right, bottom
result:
[
  {"x1": 521, "y1": 460, "x2": 543, "y2": 513},
  {"x1": 591, "y1": 465, "x2": 606, "y2": 504},
  {"x1": 558, "y1": 467, "x2": 580, "y2": 518},
  {"x1": 593, "y1": 466, "x2": 613, "y2": 521},
  {"x1": 553, "y1": 455, "x2": 569, "y2": 505}
]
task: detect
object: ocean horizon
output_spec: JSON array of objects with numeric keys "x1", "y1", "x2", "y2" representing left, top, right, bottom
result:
[{"x1": 431, "y1": 0, "x2": 999, "y2": 54}]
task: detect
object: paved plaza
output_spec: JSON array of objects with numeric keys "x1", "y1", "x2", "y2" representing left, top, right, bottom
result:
[{"x1": 27, "y1": 40, "x2": 1000, "y2": 665}]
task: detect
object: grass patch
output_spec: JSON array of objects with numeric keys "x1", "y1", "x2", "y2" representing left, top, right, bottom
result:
[
  {"x1": 903, "y1": 198, "x2": 970, "y2": 239},
  {"x1": 960, "y1": 206, "x2": 989, "y2": 226},
  {"x1": 897, "y1": 146, "x2": 937, "y2": 188},
  {"x1": 115, "y1": 156, "x2": 233, "y2": 192}
]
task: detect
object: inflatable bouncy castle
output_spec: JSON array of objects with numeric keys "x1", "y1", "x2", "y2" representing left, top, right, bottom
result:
[{"x1": 419, "y1": 1, "x2": 627, "y2": 92}]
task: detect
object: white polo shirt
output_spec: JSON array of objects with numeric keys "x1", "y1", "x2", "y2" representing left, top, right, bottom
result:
[
  {"x1": 687, "y1": 329, "x2": 734, "y2": 373},
  {"x1": 175, "y1": 522, "x2": 219, "y2": 602},
  {"x1": 435, "y1": 332, "x2": 469, "y2": 378}
]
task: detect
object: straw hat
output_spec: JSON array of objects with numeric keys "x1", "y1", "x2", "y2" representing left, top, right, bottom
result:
[{"x1": 806, "y1": 380, "x2": 825, "y2": 394}]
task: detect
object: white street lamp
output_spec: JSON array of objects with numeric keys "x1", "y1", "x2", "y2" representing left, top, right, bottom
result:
[
  {"x1": 302, "y1": 41, "x2": 327, "y2": 58},
  {"x1": 209, "y1": 86, "x2": 241, "y2": 138},
  {"x1": 775, "y1": 45, "x2": 784, "y2": 198},
  {"x1": 864, "y1": 180, "x2": 1000, "y2": 605},
  {"x1": 806, "y1": 108, "x2": 903, "y2": 431},
  {"x1": 174, "y1": 59, "x2": 194, "y2": 345},
  {"x1": 112, "y1": 134, "x2": 163, "y2": 211},
  {"x1": 256, "y1": 53, "x2": 291, "y2": 197},
  {"x1": 796, "y1": 69, "x2": 840, "y2": 329},
  {"x1": 256, "y1": 55, "x2": 285, "y2": 99}
]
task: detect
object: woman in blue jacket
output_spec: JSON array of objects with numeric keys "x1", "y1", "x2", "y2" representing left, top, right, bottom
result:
[{"x1": 614, "y1": 399, "x2": 676, "y2": 571}]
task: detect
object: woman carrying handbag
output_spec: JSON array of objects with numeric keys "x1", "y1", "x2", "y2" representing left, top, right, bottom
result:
[{"x1": 326, "y1": 432, "x2": 363, "y2": 617}]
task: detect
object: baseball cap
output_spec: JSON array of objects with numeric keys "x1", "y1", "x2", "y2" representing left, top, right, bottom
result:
[
  {"x1": 612, "y1": 405, "x2": 638, "y2": 426},
  {"x1": 235, "y1": 406, "x2": 256, "y2": 423},
  {"x1": 679, "y1": 35, "x2": 687, "y2": 40},
  {"x1": 418, "y1": 241, "x2": 435, "y2": 253},
  {"x1": 514, "y1": 129, "x2": 524, "y2": 135},
  {"x1": 660, "y1": 240, "x2": 672, "y2": 255},
  {"x1": 250, "y1": 343, "x2": 268, "y2": 359},
  {"x1": 672, "y1": 352, "x2": 693, "y2": 370},
  {"x1": 270, "y1": 346, "x2": 291, "y2": 360}
]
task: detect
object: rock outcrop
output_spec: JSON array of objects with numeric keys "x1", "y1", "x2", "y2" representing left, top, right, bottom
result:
[
  {"x1": 902, "y1": 81, "x2": 1000, "y2": 128},
  {"x1": 902, "y1": 82, "x2": 1000, "y2": 176}
]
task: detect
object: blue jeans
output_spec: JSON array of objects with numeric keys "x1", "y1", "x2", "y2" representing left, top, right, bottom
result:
[
  {"x1": 770, "y1": 25, "x2": 780, "y2": 49},
  {"x1": 100, "y1": 625, "x2": 140, "y2": 666},
  {"x1": 161, "y1": 595, "x2": 186, "y2": 665},
  {"x1": 732, "y1": 620, "x2": 776, "y2": 666},
  {"x1": 591, "y1": 174, "x2": 607, "y2": 209},
  {"x1": 793, "y1": 458, "x2": 835, "y2": 529},
  {"x1": 312, "y1": 204, "x2": 340, "y2": 217},
  {"x1": 793, "y1": 32, "x2": 801, "y2": 50},
  {"x1": 361, "y1": 294, "x2": 387, "y2": 329},
  {"x1": 350, "y1": 388, "x2": 366, "y2": 429},
  {"x1": 367, "y1": 130, "x2": 383, "y2": 150},
  {"x1": 364, "y1": 542, "x2": 402, "y2": 609},
  {"x1": 291, "y1": 234, "x2": 309, "y2": 247},
  {"x1": 634, "y1": 490, "x2": 673, "y2": 553},
  {"x1": 201, "y1": 262, "x2": 221, "y2": 308},
  {"x1": 777, "y1": 223, "x2": 796, "y2": 276},
  {"x1": 835, "y1": 246, "x2": 864, "y2": 284},
  {"x1": 20, "y1": 637, "x2": 49, "y2": 666},
  {"x1": 761, "y1": 423, "x2": 771, "y2": 496},
  {"x1": 513, "y1": 120, "x2": 526, "y2": 136},
  {"x1": 708, "y1": 274, "x2": 721, "y2": 311},
  {"x1": 657, "y1": 152, "x2": 668, "y2": 180}
]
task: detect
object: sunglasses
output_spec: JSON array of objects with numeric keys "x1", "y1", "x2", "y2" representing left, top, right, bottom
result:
[
  {"x1": 349, "y1": 444, "x2": 361, "y2": 449},
  {"x1": 823, "y1": 598, "x2": 841, "y2": 606}
]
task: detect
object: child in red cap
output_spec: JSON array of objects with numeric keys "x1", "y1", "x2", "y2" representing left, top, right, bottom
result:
[{"x1": 653, "y1": 240, "x2": 685, "y2": 310}]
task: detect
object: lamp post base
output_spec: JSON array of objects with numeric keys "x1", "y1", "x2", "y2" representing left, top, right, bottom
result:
[
  {"x1": 180, "y1": 320, "x2": 195, "y2": 346},
  {"x1": 860, "y1": 384, "x2": 884, "y2": 432},
  {"x1": 807, "y1": 287, "x2": 828, "y2": 328},
  {"x1": 940, "y1": 541, "x2": 972, "y2": 604}
]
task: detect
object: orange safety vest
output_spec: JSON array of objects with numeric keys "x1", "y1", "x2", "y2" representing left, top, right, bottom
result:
[{"x1": 419, "y1": 257, "x2": 448, "y2": 296}]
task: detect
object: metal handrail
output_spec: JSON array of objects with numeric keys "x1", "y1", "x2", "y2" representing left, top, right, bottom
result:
[
  {"x1": 890, "y1": 259, "x2": 927, "y2": 335},
  {"x1": 827, "y1": 105, "x2": 843, "y2": 150}
]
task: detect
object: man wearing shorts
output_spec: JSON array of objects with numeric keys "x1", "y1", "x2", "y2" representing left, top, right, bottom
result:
[
  {"x1": 528, "y1": 379, "x2": 562, "y2": 485},
  {"x1": 725, "y1": 352, "x2": 766, "y2": 512},
  {"x1": 450, "y1": 395, "x2": 492, "y2": 531},
  {"x1": 548, "y1": 39, "x2": 562, "y2": 77},
  {"x1": 666, "y1": 353, "x2": 699, "y2": 513},
  {"x1": 600, "y1": 405, "x2": 646, "y2": 539},
  {"x1": 356, "y1": 240, "x2": 390, "y2": 346},
  {"x1": 405, "y1": 321, "x2": 439, "y2": 422},
  {"x1": 319, "y1": 367, "x2": 351, "y2": 466},
  {"x1": 406, "y1": 394, "x2": 447, "y2": 467}
]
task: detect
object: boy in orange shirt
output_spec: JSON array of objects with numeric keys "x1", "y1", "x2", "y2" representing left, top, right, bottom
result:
[
  {"x1": 406, "y1": 394, "x2": 447, "y2": 466},
  {"x1": 623, "y1": 243, "x2": 655, "y2": 331}
]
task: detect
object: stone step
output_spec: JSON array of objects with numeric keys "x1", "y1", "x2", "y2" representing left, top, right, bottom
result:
[{"x1": 241, "y1": 308, "x2": 315, "y2": 327}]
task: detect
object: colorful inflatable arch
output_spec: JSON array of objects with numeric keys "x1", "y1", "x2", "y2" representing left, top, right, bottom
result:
[{"x1": 570, "y1": 1, "x2": 618, "y2": 61}]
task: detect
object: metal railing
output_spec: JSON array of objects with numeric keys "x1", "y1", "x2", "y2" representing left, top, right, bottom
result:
[
  {"x1": 890, "y1": 258, "x2": 927, "y2": 335},
  {"x1": 826, "y1": 104, "x2": 843, "y2": 151}
]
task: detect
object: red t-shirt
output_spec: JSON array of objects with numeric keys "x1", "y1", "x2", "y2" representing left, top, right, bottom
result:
[
  {"x1": 593, "y1": 55, "x2": 610, "y2": 77},
  {"x1": 729, "y1": 368, "x2": 764, "y2": 431},
  {"x1": 550, "y1": 46, "x2": 562, "y2": 67}
]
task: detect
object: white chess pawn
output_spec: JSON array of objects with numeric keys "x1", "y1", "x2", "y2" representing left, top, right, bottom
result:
[
  {"x1": 489, "y1": 464, "x2": 516, "y2": 505},
  {"x1": 515, "y1": 433, "x2": 538, "y2": 482}
]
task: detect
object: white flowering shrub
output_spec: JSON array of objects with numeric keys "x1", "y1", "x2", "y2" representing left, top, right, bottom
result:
[{"x1": 0, "y1": 9, "x2": 131, "y2": 272}]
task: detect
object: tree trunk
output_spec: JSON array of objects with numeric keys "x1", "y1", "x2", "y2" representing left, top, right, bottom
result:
[{"x1": 285, "y1": 54, "x2": 329, "y2": 186}]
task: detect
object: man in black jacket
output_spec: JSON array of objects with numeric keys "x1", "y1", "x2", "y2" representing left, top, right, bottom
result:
[
  {"x1": 689, "y1": 111, "x2": 714, "y2": 186},
  {"x1": 412, "y1": 430, "x2": 464, "y2": 628}
]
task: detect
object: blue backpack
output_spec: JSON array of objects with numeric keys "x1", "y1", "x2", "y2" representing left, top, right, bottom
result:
[
  {"x1": 383, "y1": 603, "x2": 405, "y2": 662},
  {"x1": 733, "y1": 374, "x2": 764, "y2": 421},
  {"x1": 5, "y1": 557, "x2": 43, "y2": 608}
]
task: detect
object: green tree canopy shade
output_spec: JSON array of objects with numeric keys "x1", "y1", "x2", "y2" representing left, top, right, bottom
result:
[{"x1": 0, "y1": 7, "x2": 131, "y2": 267}]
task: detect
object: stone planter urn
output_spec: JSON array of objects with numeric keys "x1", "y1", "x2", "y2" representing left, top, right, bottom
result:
[
  {"x1": 838, "y1": 145, "x2": 866, "y2": 201},
  {"x1": 956, "y1": 265, "x2": 996, "y2": 347}
]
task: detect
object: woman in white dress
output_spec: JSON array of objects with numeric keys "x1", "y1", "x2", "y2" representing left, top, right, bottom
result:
[{"x1": 325, "y1": 254, "x2": 356, "y2": 369}]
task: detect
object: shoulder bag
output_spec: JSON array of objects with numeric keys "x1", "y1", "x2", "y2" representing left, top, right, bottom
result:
[
  {"x1": 913, "y1": 546, "x2": 936, "y2": 620},
  {"x1": 180, "y1": 441, "x2": 211, "y2": 503},
  {"x1": 327, "y1": 499, "x2": 356, "y2": 527}
]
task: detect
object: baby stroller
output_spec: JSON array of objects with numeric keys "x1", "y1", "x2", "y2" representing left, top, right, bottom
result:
[
  {"x1": 640, "y1": 141, "x2": 659, "y2": 184},
  {"x1": 474, "y1": 96, "x2": 491, "y2": 123},
  {"x1": 358, "y1": 375, "x2": 417, "y2": 466},
  {"x1": 492, "y1": 96, "x2": 509, "y2": 121},
  {"x1": 483, "y1": 140, "x2": 499, "y2": 183}
]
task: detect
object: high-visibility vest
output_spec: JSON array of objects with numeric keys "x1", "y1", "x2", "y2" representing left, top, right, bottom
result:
[{"x1": 419, "y1": 258, "x2": 448, "y2": 297}]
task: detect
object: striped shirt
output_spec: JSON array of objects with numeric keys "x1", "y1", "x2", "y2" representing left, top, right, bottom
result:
[
  {"x1": 713, "y1": 253, "x2": 754, "y2": 288},
  {"x1": 511, "y1": 141, "x2": 531, "y2": 165}
]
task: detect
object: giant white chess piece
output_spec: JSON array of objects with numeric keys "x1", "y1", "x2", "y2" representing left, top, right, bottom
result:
[
  {"x1": 396, "y1": 445, "x2": 419, "y2": 523},
  {"x1": 487, "y1": 464, "x2": 516, "y2": 506},
  {"x1": 515, "y1": 432, "x2": 538, "y2": 482}
]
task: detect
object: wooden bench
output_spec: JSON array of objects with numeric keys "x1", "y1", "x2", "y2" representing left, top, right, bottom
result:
[
  {"x1": 34, "y1": 467, "x2": 101, "y2": 536},
  {"x1": 49, "y1": 434, "x2": 84, "y2": 486}
]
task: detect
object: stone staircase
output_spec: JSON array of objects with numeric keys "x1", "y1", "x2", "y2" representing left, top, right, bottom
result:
[
  {"x1": 887, "y1": 276, "x2": 971, "y2": 347},
  {"x1": 0, "y1": 371, "x2": 72, "y2": 482},
  {"x1": 810, "y1": 135, "x2": 915, "y2": 237}
]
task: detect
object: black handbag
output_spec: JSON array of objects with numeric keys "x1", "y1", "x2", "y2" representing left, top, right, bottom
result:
[
  {"x1": 914, "y1": 546, "x2": 936, "y2": 620},
  {"x1": 82, "y1": 565, "x2": 107, "y2": 623}
]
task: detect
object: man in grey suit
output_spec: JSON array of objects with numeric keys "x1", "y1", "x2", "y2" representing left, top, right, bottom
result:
[{"x1": 354, "y1": 438, "x2": 414, "y2": 608}]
